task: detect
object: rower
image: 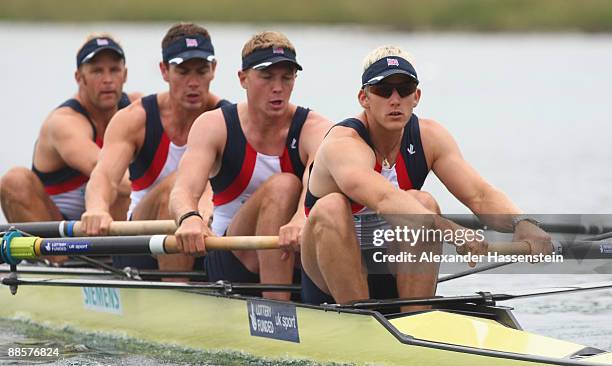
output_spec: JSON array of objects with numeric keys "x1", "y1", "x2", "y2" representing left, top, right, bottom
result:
[
  {"x1": 0, "y1": 33, "x2": 139, "y2": 263},
  {"x1": 170, "y1": 31, "x2": 332, "y2": 300},
  {"x1": 81, "y1": 23, "x2": 230, "y2": 273},
  {"x1": 300, "y1": 45, "x2": 554, "y2": 310}
]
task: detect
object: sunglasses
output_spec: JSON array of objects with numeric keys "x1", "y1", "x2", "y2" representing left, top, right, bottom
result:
[{"x1": 367, "y1": 82, "x2": 418, "y2": 98}]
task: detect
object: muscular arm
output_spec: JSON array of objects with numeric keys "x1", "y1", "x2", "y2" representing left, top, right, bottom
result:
[
  {"x1": 422, "y1": 119, "x2": 521, "y2": 231},
  {"x1": 320, "y1": 131, "x2": 432, "y2": 216},
  {"x1": 48, "y1": 111, "x2": 102, "y2": 176},
  {"x1": 85, "y1": 106, "x2": 143, "y2": 213},
  {"x1": 169, "y1": 110, "x2": 224, "y2": 223},
  {"x1": 292, "y1": 112, "x2": 331, "y2": 222}
]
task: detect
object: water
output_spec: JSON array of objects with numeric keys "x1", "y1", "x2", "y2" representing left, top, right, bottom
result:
[{"x1": 0, "y1": 22, "x2": 611, "y2": 364}]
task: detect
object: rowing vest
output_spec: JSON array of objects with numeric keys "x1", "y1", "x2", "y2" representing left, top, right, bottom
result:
[
  {"x1": 31, "y1": 93, "x2": 131, "y2": 219},
  {"x1": 128, "y1": 94, "x2": 231, "y2": 217},
  {"x1": 304, "y1": 116, "x2": 429, "y2": 233},
  {"x1": 210, "y1": 103, "x2": 309, "y2": 235}
]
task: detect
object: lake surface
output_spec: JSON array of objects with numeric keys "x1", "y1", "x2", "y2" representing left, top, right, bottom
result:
[{"x1": 0, "y1": 22, "x2": 611, "y2": 365}]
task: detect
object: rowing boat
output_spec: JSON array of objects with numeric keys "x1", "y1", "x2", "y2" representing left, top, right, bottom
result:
[{"x1": 1, "y1": 220, "x2": 612, "y2": 365}]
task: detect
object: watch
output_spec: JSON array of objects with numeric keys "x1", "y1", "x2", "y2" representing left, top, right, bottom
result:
[{"x1": 512, "y1": 215, "x2": 541, "y2": 231}]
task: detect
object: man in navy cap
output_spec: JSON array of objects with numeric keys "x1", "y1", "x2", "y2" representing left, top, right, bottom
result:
[
  {"x1": 82, "y1": 23, "x2": 230, "y2": 274},
  {"x1": 170, "y1": 31, "x2": 331, "y2": 299},
  {"x1": 0, "y1": 33, "x2": 138, "y2": 256},
  {"x1": 298, "y1": 45, "x2": 553, "y2": 309}
]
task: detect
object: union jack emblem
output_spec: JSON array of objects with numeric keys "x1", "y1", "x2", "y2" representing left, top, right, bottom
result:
[
  {"x1": 96, "y1": 39, "x2": 109, "y2": 46},
  {"x1": 186, "y1": 38, "x2": 198, "y2": 47},
  {"x1": 273, "y1": 47, "x2": 285, "y2": 54},
  {"x1": 387, "y1": 58, "x2": 399, "y2": 66}
]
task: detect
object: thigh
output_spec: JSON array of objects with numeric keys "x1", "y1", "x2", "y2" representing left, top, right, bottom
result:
[{"x1": 131, "y1": 173, "x2": 175, "y2": 220}]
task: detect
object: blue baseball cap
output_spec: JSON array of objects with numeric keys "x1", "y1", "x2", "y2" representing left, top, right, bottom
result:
[
  {"x1": 361, "y1": 56, "x2": 419, "y2": 87},
  {"x1": 162, "y1": 35, "x2": 215, "y2": 65},
  {"x1": 241, "y1": 46, "x2": 302, "y2": 71},
  {"x1": 76, "y1": 37, "x2": 125, "y2": 68}
]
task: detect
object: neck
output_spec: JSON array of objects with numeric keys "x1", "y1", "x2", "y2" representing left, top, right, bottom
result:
[
  {"x1": 244, "y1": 103, "x2": 294, "y2": 136},
  {"x1": 166, "y1": 92, "x2": 215, "y2": 134},
  {"x1": 362, "y1": 112, "x2": 403, "y2": 163},
  {"x1": 76, "y1": 92, "x2": 116, "y2": 129}
]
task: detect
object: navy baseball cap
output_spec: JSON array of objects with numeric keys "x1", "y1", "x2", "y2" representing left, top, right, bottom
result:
[
  {"x1": 361, "y1": 56, "x2": 419, "y2": 87},
  {"x1": 162, "y1": 35, "x2": 215, "y2": 65},
  {"x1": 241, "y1": 46, "x2": 302, "y2": 71},
  {"x1": 76, "y1": 37, "x2": 125, "y2": 68}
]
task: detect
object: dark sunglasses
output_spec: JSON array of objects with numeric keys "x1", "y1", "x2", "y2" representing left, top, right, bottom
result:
[{"x1": 367, "y1": 82, "x2": 418, "y2": 98}]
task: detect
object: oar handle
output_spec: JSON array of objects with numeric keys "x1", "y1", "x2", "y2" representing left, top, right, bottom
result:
[
  {"x1": 74, "y1": 220, "x2": 177, "y2": 236},
  {"x1": 487, "y1": 241, "x2": 532, "y2": 255},
  {"x1": 163, "y1": 235, "x2": 280, "y2": 253}
]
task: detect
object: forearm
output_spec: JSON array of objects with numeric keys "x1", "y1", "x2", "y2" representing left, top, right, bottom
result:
[
  {"x1": 170, "y1": 184, "x2": 202, "y2": 224},
  {"x1": 468, "y1": 185, "x2": 522, "y2": 232},
  {"x1": 85, "y1": 170, "x2": 117, "y2": 213},
  {"x1": 197, "y1": 182, "x2": 214, "y2": 223}
]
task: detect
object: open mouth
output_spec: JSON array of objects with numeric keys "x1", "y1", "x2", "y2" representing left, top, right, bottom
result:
[
  {"x1": 186, "y1": 93, "x2": 200, "y2": 101},
  {"x1": 270, "y1": 100, "x2": 283, "y2": 108},
  {"x1": 388, "y1": 111, "x2": 403, "y2": 117}
]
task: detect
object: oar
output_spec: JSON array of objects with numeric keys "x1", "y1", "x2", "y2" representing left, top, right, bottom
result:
[
  {"x1": 0, "y1": 220, "x2": 177, "y2": 237},
  {"x1": 0, "y1": 276, "x2": 300, "y2": 293},
  {"x1": 443, "y1": 214, "x2": 612, "y2": 235},
  {"x1": 1, "y1": 234, "x2": 280, "y2": 264},
  {"x1": 337, "y1": 281, "x2": 612, "y2": 309},
  {"x1": 3, "y1": 231, "x2": 609, "y2": 264}
]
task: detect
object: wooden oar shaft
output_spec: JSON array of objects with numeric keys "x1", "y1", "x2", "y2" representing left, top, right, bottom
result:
[
  {"x1": 72, "y1": 220, "x2": 177, "y2": 236},
  {"x1": 163, "y1": 236, "x2": 279, "y2": 252},
  {"x1": 486, "y1": 241, "x2": 533, "y2": 255},
  {"x1": 0, "y1": 220, "x2": 177, "y2": 237}
]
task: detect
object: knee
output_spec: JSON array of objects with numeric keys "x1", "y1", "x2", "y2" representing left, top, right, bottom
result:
[
  {"x1": 412, "y1": 190, "x2": 441, "y2": 214},
  {"x1": 157, "y1": 173, "x2": 177, "y2": 196},
  {"x1": 308, "y1": 193, "x2": 352, "y2": 234},
  {"x1": 0, "y1": 168, "x2": 38, "y2": 202},
  {"x1": 264, "y1": 173, "x2": 302, "y2": 200}
]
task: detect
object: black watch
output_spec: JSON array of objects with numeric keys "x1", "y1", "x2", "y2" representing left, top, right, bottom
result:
[
  {"x1": 178, "y1": 210, "x2": 203, "y2": 226},
  {"x1": 512, "y1": 215, "x2": 541, "y2": 231}
]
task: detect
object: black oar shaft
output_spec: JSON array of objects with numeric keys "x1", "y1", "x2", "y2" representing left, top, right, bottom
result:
[{"x1": 443, "y1": 215, "x2": 612, "y2": 235}]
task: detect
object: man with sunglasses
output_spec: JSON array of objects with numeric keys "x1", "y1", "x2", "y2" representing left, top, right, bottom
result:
[
  {"x1": 81, "y1": 23, "x2": 230, "y2": 273},
  {"x1": 170, "y1": 31, "x2": 331, "y2": 300},
  {"x1": 0, "y1": 34, "x2": 138, "y2": 264},
  {"x1": 300, "y1": 45, "x2": 553, "y2": 309}
]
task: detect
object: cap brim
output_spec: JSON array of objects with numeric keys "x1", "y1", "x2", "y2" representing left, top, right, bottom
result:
[
  {"x1": 365, "y1": 69, "x2": 418, "y2": 85},
  {"x1": 168, "y1": 50, "x2": 215, "y2": 65},
  {"x1": 251, "y1": 56, "x2": 303, "y2": 71},
  {"x1": 81, "y1": 46, "x2": 125, "y2": 64}
]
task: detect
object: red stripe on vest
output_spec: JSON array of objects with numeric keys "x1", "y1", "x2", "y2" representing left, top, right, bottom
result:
[
  {"x1": 131, "y1": 133, "x2": 170, "y2": 191},
  {"x1": 279, "y1": 147, "x2": 294, "y2": 174},
  {"x1": 213, "y1": 143, "x2": 257, "y2": 206},
  {"x1": 395, "y1": 153, "x2": 413, "y2": 190},
  {"x1": 44, "y1": 174, "x2": 88, "y2": 195}
]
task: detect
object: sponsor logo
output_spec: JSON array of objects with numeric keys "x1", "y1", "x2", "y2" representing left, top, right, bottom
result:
[
  {"x1": 96, "y1": 38, "x2": 109, "y2": 46},
  {"x1": 82, "y1": 287, "x2": 123, "y2": 315},
  {"x1": 290, "y1": 138, "x2": 297, "y2": 149},
  {"x1": 273, "y1": 47, "x2": 285, "y2": 54},
  {"x1": 247, "y1": 299, "x2": 300, "y2": 343},
  {"x1": 407, "y1": 143, "x2": 416, "y2": 155},
  {"x1": 186, "y1": 38, "x2": 198, "y2": 47}
]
